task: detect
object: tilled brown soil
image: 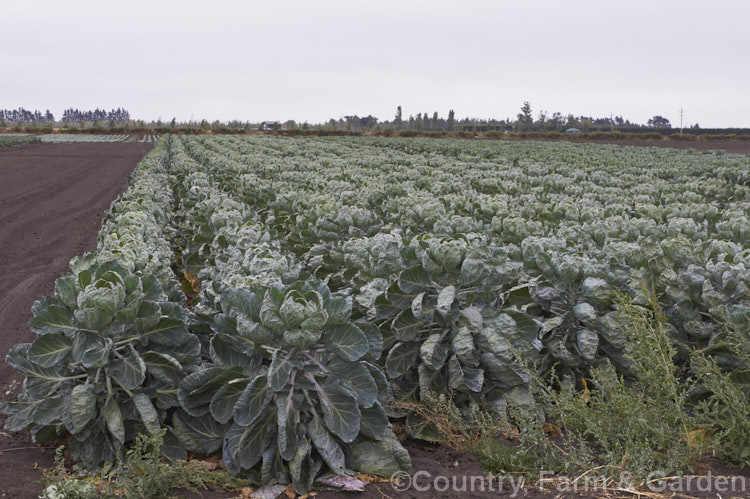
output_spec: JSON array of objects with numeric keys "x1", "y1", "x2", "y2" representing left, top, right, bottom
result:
[{"x1": 0, "y1": 142, "x2": 152, "y2": 498}]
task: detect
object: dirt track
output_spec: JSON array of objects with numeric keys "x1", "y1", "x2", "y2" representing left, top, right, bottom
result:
[{"x1": 0, "y1": 142, "x2": 152, "y2": 498}]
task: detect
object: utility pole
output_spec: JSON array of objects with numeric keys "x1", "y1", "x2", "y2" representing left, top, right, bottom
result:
[
  {"x1": 610, "y1": 112, "x2": 613, "y2": 132},
  {"x1": 679, "y1": 108, "x2": 684, "y2": 133}
]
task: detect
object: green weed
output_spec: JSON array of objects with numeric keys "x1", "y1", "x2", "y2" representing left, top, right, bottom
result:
[{"x1": 41, "y1": 430, "x2": 236, "y2": 499}]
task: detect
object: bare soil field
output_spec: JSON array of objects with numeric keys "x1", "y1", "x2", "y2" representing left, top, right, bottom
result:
[{"x1": 0, "y1": 142, "x2": 152, "y2": 498}]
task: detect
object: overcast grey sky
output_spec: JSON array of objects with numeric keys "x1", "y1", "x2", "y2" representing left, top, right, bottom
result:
[{"x1": 3, "y1": 0, "x2": 749, "y2": 127}]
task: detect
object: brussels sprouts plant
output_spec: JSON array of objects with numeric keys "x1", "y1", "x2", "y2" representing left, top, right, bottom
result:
[
  {"x1": 173, "y1": 280, "x2": 409, "y2": 494},
  {"x1": 1, "y1": 261, "x2": 198, "y2": 468}
]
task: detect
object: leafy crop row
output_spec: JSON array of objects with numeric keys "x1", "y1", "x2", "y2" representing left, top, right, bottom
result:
[{"x1": 0, "y1": 134, "x2": 41, "y2": 147}]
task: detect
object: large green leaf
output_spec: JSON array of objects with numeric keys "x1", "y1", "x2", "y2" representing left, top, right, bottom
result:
[
  {"x1": 172, "y1": 412, "x2": 229, "y2": 455},
  {"x1": 324, "y1": 294, "x2": 351, "y2": 324},
  {"x1": 32, "y1": 397, "x2": 65, "y2": 426},
  {"x1": 276, "y1": 393, "x2": 299, "y2": 461},
  {"x1": 399, "y1": 265, "x2": 431, "y2": 293},
  {"x1": 134, "y1": 301, "x2": 161, "y2": 331},
  {"x1": 418, "y1": 363, "x2": 445, "y2": 396},
  {"x1": 210, "y1": 333, "x2": 255, "y2": 369},
  {"x1": 314, "y1": 380, "x2": 360, "y2": 443},
  {"x1": 140, "y1": 274, "x2": 162, "y2": 301},
  {"x1": 210, "y1": 379, "x2": 249, "y2": 424},
  {"x1": 75, "y1": 284, "x2": 125, "y2": 329},
  {"x1": 460, "y1": 306, "x2": 484, "y2": 332},
  {"x1": 481, "y1": 352, "x2": 528, "y2": 387},
  {"x1": 73, "y1": 307, "x2": 113, "y2": 331},
  {"x1": 239, "y1": 416, "x2": 273, "y2": 469},
  {"x1": 27, "y1": 332, "x2": 71, "y2": 367},
  {"x1": 102, "y1": 396, "x2": 125, "y2": 443},
  {"x1": 178, "y1": 366, "x2": 242, "y2": 417},
  {"x1": 357, "y1": 322, "x2": 383, "y2": 361},
  {"x1": 31, "y1": 425, "x2": 58, "y2": 445},
  {"x1": 109, "y1": 346, "x2": 146, "y2": 390},
  {"x1": 420, "y1": 333, "x2": 448, "y2": 370},
  {"x1": 261, "y1": 442, "x2": 286, "y2": 486},
  {"x1": 288, "y1": 438, "x2": 314, "y2": 495},
  {"x1": 143, "y1": 351, "x2": 184, "y2": 385},
  {"x1": 63, "y1": 385, "x2": 97, "y2": 435},
  {"x1": 221, "y1": 288, "x2": 261, "y2": 320},
  {"x1": 308, "y1": 416, "x2": 346, "y2": 475},
  {"x1": 260, "y1": 291, "x2": 285, "y2": 332},
  {"x1": 279, "y1": 295, "x2": 306, "y2": 328},
  {"x1": 268, "y1": 350, "x2": 294, "y2": 391},
  {"x1": 284, "y1": 328, "x2": 322, "y2": 350},
  {"x1": 3, "y1": 400, "x2": 44, "y2": 432},
  {"x1": 328, "y1": 359, "x2": 378, "y2": 409},
  {"x1": 727, "y1": 304, "x2": 750, "y2": 330},
  {"x1": 149, "y1": 333, "x2": 201, "y2": 364},
  {"x1": 327, "y1": 323, "x2": 368, "y2": 361},
  {"x1": 503, "y1": 311, "x2": 539, "y2": 341},
  {"x1": 54, "y1": 276, "x2": 79, "y2": 309},
  {"x1": 359, "y1": 402, "x2": 389, "y2": 440},
  {"x1": 141, "y1": 318, "x2": 191, "y2": 346},
  {"x1": 149, "y1": 375, "x2": 180, "y2": 409},
  {"x1": 351, "y1": 430, "x2": 412, "y2": 476},
  {"x1": 576, "y1": 329, "x2": 599, "y2": 362},
  {"x1": 134, "y1": 392, "x2": 160, "y2": 433},
  {"x1": 411, "y1": 292, "x2": 426, "y2": 319},
  {"x1": 234, "y1": 375, "x2": 270, "y2": 426},
  {"x1": 452, "y1": 326, "x2": 479, "y2": 367},
  {"x1": 115, "y1": 296, "x2": 142, "y2": 323},
  {"x1": 160, "y1": 427, "x2": 186, "y2": 462},
  {"x1": 67, "y1": 419, "x2": 114, "y2": 469},
  {"x1": 385, "y1": 341, "x2": 419, "y2": 379},
  {"x1": 222, "y1": 424, "x2": 245, "y2": 475},
  {"x1": 76, "y1": 269, "x2": 93, "y2": 289},
  {"x1": 28, "y1": 305, "x2": 76, "y2": 335},
  {"x1": 436, "y1": 286, "x2": 456, "y2": 318},
  {"x1": 81, "y1": 338, "x2": 112, "y2": 368},
  {"x1": 448, "y1": 355, "x2": 484, "y2": 392},
  {"x1": 391, "y1": 309, "x2": 423, "y2": 341},
  {"x1": 385, "y1": 281, "x2": 416, "y2": 309},
  {"x1": 365, "y1": 361, "x2": 390, "y2": 403},
  {"x1": 5, "y1": 344, "x2": 66, "y2": 397}
]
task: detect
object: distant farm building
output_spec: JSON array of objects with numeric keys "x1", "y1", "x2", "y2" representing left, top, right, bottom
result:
[
  {"x1": 565, "y1": 128, "x2": 581, "y2": 134},
  {"x1": 260, "y1": 121, "x2": 280, "y2": 130}
]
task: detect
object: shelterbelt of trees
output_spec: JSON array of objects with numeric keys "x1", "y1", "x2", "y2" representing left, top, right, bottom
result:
[{"x1": 2, "y1": 103, "x2": 749, "y2": 138}]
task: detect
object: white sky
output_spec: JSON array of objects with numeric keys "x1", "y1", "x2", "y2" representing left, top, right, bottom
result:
[{"x1": 3, "y1": 0, "x2": 749, "y2": 127}]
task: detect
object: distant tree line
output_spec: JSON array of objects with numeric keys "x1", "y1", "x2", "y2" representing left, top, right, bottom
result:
[
  {"x1": 294, "y1": 103, "x2": 685, "y2": 134},
  {"x1": 61, "y1": 108, "x2": 130, "y2": 123},
  {"x1": 3, "y1": 103, "x2": 749, "y2": 137},
  {"x1": 0, "y1": 107, "x2": 130, "y2": 124},
  {"x1": 299, "y1": 107, "x2": 458, "y2": 132},
  {"x1": 0, "y1": 108, "x2": 55, "y2": 123}
]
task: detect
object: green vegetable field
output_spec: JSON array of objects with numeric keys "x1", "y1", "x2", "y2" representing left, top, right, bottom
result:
[{"x1": 4, "y1": 135, "x2": 750, "y2": 495}]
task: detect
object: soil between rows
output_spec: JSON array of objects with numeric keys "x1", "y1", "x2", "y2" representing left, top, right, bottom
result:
[{"x1": 1, "y1": 140, "x2": 749, "y2": 499}]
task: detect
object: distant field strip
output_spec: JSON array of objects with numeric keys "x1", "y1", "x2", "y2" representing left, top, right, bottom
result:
[
  {"x1": 138, "y1": 134, "x2": 160, "y2": 143},
  {"x1": 40, "y1": 134, "x2": 130, "y2": 143}
]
